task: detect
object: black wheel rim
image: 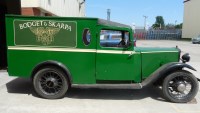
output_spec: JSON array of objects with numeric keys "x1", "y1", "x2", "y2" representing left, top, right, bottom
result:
[
  {"x1": 39, "y1": 70, "x2": 63, "y2": 96},
  {"x1": 167, "y1": 75, "x2": 194, "y2": 100}
]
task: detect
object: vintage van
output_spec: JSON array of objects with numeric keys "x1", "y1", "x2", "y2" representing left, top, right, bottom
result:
[{"x1": 6, "y1": 15, "x2": 199, "y2": 103}]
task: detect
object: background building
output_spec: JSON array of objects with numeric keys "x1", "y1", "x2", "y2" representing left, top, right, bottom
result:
[
  {"x1": 21, "y1": 0, "x2": 85, "y2": 17},
  {"x1": 0, "y1": 0, "x2": 21, "y2": 69},
  {"x1": 182, "y1": 0, "x2": 200, "y2": 38},
  {"x1": 0, "y1": 0, "x2": 86, "y2": 69}
]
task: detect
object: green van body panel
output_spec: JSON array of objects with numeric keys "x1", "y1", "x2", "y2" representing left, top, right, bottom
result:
[
  {"x1": 135, "y1": 47, "x2": 179, "y2": 79},
  {"x1": 6, "y1": 15, "x2": 180, "y2": 84}
]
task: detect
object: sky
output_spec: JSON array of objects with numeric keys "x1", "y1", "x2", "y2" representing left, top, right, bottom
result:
[{"x1": 86, "y1": 0, "x2": 184, "y2": 27}]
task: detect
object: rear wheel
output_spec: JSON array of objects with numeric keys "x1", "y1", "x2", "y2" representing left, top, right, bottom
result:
[
  {"x1": 162, "y1": 70, "x2": 199, "y2": 103},
  {"x1": 33, "y1": 67, "x2": 69, "y2": 99}
]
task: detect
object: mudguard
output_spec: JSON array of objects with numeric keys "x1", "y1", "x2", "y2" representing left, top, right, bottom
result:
[
  {"x1": 141, "y1": 62, "x2": 197, "y2": 87},
  {"x1": 31, "y1": 60, "x2": 72, "y2": 84}
]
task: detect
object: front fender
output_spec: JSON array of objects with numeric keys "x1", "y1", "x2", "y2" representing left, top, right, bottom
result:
[{"x1": 141, "y1": 62, "x2": 197, "y2": 87}]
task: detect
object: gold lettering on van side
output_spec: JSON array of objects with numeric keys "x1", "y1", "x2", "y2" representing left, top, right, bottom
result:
[
  {"x1": 30, "y1": 27, "x2": 60, "y2": 45},
  {"x1": 19, "y1": 21, "x2": 72, "y2": 31}
]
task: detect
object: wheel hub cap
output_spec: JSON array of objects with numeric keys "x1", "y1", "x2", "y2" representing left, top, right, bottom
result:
[
  {"x1": 177, "y1": 83, "x2": 186, "y2": 93},
  {"x1": 46, "y1": 77, "x2": 58, "y2": 88}
]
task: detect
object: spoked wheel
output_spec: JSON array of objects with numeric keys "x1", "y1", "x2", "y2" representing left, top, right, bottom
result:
[
  {"x1": 162, "y1": 70, "x2": 199, "y2": 103},
  {"x1": 33, "y1": 67, "x2": 69, "y2": 99}
]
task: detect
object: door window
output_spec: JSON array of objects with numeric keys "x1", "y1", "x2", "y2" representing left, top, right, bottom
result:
[{"x1": 100, "y1": 30, "x2": 130, "y2": 48}]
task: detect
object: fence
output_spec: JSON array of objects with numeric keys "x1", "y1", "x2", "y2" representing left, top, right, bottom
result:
[{"x1": 134, "y1": 29, "x2": 182, "y2": 40}]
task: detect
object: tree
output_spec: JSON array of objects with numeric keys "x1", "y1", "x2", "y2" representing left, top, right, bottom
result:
[
  {"x1": 175, "y1": 23, "x2": 183, "y2": 29},
  {"x1": 165, "y1": 23, "x2": 175, "y2": 29},
  {"x1": 165, "y1": 23, "x2": 183, "y2": 29},
  {"x1": 152, "y1": 23, "x2": 160, "y2": 29},
  {"x1": 152, "y1": 16, "x2": 165, "y2": 29}
]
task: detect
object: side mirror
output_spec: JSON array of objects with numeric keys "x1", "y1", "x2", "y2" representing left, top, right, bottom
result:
[{"x1": 128, "y1": 41, "x2": 132, "y2": 46}]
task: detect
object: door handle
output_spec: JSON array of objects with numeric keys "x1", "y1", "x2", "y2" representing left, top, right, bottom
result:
[{"x1": 129, "y1": 52, "x2": 134, "y2": 57}]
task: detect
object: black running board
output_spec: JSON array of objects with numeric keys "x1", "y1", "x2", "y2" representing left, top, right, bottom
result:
[{"x1": 72, "y1": 83, "x2": 143, "y2": 89}]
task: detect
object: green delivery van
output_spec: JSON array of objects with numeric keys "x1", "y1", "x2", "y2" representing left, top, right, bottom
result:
[{"x1": 6, "y1": 15, "x2": 199, "y2": 103}]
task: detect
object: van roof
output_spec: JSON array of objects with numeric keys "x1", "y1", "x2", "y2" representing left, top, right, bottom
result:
[
  {"x1": 6, "y1": 14, "x2": 131, "y2": 29},
  {"x1": 98, "y1": 19, "x2": 131, "y2": 29}
]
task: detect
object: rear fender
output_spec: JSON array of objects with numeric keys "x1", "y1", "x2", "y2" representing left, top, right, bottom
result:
[{"x1": 31, "y1": 60, "x2": 72, "y2": 84}]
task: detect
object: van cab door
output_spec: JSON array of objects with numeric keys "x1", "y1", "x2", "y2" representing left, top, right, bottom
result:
[{"x1": 96, "y1": 27, "x2": 140, "y2": 82}]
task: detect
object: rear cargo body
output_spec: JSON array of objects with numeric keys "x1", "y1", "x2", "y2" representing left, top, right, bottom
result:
[{"x1": 6, "y1": 15, "x2": 98, "y2": 84}]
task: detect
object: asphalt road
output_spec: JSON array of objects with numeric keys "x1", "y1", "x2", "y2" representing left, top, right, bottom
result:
[{"x1": 0, "y1": 40, "x2": 200, "y2": 113}]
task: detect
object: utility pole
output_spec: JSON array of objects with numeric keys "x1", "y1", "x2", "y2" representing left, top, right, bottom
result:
[
  {"x1": 175, "y1": 20, "x2": 177, "y2": 29},
  {"x1": 107, "y1": 9, "x2": 111, "y2": 21},
  {"x1": 143, "y1": 15, "x2": 148, "y2": 30},
  {"x1": 175, "y1": 20, "x2": 177, "y2": 25}
]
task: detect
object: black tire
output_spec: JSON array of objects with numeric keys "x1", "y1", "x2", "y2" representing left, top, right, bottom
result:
[
  {"x1": 33, "y1": 67, "x2": 69, "y2": 99},
  {"x1": 162, "y1": 70, "x2": 199, "y2": 103}
]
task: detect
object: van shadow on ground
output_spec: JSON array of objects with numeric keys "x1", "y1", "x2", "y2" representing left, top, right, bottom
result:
[{"x1": 6, "y1": 78, "x2": 167, "y2": 102}]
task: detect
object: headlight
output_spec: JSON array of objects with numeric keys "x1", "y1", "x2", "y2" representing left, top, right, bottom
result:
[{"x1": 182, "y1": 53, "x2": 190, "y2": 63}]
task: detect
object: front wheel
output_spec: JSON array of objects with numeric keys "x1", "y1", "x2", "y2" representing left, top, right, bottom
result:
[
  {"x1": 33, "y1": 67, "x2": 69, "y2": 99},
  {"x1": 162, "y1": 70, "x2": 199, "y2": 103}
]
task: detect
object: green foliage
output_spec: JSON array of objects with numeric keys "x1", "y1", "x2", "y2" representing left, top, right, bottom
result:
[
  {"x1": 165, "y1": 23, "x2": 175, "y2": 29},
  {"x1": 165, "y1": 23, "x2": 183, "y2": 29},
  {"x1": 152, "y1": 23, "x2": 160, "y2": 29},
  {"x1": 175, "y1": 23, "x2": 183, "y2": 29},
  {"x1": 152, "y1": 16, "x2": 165, "y2": 29}
]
